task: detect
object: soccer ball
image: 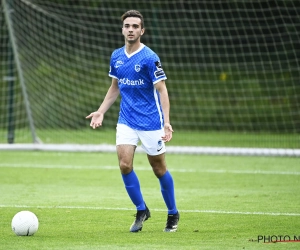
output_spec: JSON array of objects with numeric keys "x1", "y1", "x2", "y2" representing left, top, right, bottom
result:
[{"x1": 11, "y1": 211, "x2": 39, "y2": 236}]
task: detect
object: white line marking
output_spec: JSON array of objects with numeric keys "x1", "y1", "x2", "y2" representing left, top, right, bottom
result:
[
  {"x1": 1, "y1": 143, "x2": 300, "y2": 156},
  {"x1": 1, "y1": 204, "x2": 299, "y2": 216},
  {"x1": 0, "y1": 163, "x2": 299, "y2": 175}
]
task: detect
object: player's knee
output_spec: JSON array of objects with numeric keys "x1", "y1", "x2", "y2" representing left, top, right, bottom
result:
[
  {"x1": 152, "y1": 166, "x2": 166, "y2": 178},
  {"x1": 119, "y1": 161, "x2": 133, "y2": 174}
]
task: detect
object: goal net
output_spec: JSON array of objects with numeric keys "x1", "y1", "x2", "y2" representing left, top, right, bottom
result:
[{"x1": 1, "y1": 0, "x2": 299, "y2": 156}]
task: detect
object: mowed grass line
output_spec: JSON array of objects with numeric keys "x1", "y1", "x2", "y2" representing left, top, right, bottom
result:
[{"x1": 0, "y1": 151, "x2": 299, "y2": 250}]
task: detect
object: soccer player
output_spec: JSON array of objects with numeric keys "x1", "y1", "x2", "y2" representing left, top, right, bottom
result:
[{"x1": 86, "y1": 10, "x2": 179, "y2": 232}]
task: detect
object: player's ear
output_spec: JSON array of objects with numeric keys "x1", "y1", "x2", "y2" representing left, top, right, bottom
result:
[{"x1": 141, "y1": 28, "x2": 145, "y2": 36}]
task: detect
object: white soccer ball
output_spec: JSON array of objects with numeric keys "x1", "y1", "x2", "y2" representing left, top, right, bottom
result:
[{"x1": 11, "y1": 211, "x2": 39, "y2": 236}]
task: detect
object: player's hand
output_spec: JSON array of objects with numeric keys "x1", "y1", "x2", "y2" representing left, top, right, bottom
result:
[
  {"x1": 162, "y1": 123, "x2": 173, "y2": 142},
  {"x1": 86, "y1": 111, "x2": 104, "y2": 129}
]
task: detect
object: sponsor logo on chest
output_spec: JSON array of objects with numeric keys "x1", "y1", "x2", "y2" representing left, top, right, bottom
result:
[{"x1": 119, "y1": 78, "x2": 144, "y2": 86}]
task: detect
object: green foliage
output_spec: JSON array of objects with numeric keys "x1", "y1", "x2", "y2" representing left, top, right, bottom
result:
[{"x1": 1, "y1": 0, "x2": 300, "y2": 137}]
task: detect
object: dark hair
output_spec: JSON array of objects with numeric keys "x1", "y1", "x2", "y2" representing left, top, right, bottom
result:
[{"x1": 121, "y1": 10, "x2": 144, "y2": 29}]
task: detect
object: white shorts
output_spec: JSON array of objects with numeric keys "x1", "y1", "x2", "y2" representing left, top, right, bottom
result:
[{"x1": 116, "y1": 123, "x2": 166, "y2": 156}]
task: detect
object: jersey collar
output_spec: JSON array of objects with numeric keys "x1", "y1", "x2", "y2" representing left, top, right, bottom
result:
[{"x1": 124, "y1": 43, "x2": 145, "y2": 58}]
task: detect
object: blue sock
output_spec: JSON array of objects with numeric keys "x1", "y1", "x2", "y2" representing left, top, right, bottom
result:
[
  {"x1": 122, "y1": 170, "x2": 146, "y2": 211},
  {"x1": 159, "y1": 171, "x2": 177, "y2": 214}
]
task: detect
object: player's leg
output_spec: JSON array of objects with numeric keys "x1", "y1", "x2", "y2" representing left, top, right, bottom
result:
[
  {"x1": 139, "y1": 129, "x2": 179, "y2": 232},
  {"x1": 116, "y1": 124, "x2": 150, "y2": 232},
  {"x1": 117, "y1": 144, "x2": 146, "y2": 210},
  {"x1": 147, "y1": 153, "x2": 179, "y2": 232}
]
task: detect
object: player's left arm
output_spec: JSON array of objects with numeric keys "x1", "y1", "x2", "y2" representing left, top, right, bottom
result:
[{"x1": 155, "y1": 80, "x2": 174, "y2": 142}]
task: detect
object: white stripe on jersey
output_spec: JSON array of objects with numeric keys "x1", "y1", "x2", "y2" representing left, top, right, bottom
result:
[{"x1": 153, "y1": 86, "x2": 164, "y2": 129}]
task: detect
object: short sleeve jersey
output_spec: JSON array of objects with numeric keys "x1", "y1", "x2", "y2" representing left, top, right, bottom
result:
[{"x1": 109, "y1": 44, "x2": 167, "y2": 131}]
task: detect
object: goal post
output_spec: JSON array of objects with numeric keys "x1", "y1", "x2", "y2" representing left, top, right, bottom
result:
[
  {"x1": 2, "y1": 0, "x2": 39, "y2": 144},
  {"x1": 0, "y1": 0, "x2": 299, "y2": 156}
]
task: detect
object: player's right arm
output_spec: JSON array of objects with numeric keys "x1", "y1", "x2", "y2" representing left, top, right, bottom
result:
[{"x1": 86, "y1": 78, "x2": 119, "y2": 129}]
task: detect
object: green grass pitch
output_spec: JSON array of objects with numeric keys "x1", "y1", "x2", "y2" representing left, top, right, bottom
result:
[{"x1": 0, "y1": 151, "x2": 299, "y2": 249}]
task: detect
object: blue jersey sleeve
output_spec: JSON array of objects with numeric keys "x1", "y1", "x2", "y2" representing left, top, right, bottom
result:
[
  {"x1": 147, "y1": 54, "x2": 167, "y2": 84},
  {"x1": 108, "y1": 50, "x2": 118, "y2": 79}
]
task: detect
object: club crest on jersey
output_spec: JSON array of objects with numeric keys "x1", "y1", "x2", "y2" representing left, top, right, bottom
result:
[
  {"x1": 154, "y1": 61, "x2": 165, "y2": 78},
  {"x1": 135, "y1": 64, "x2": 141, "y2": 72}
]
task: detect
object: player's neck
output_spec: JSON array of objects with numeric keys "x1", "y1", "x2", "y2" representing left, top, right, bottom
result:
[{"x1": 125, "y1": 41, "x2": 143, "y2": 55}]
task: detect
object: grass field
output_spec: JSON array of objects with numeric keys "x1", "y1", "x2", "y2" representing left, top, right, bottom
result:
[{"x1": 0, "y1": 151, "x2": 299, "y2": 249}]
